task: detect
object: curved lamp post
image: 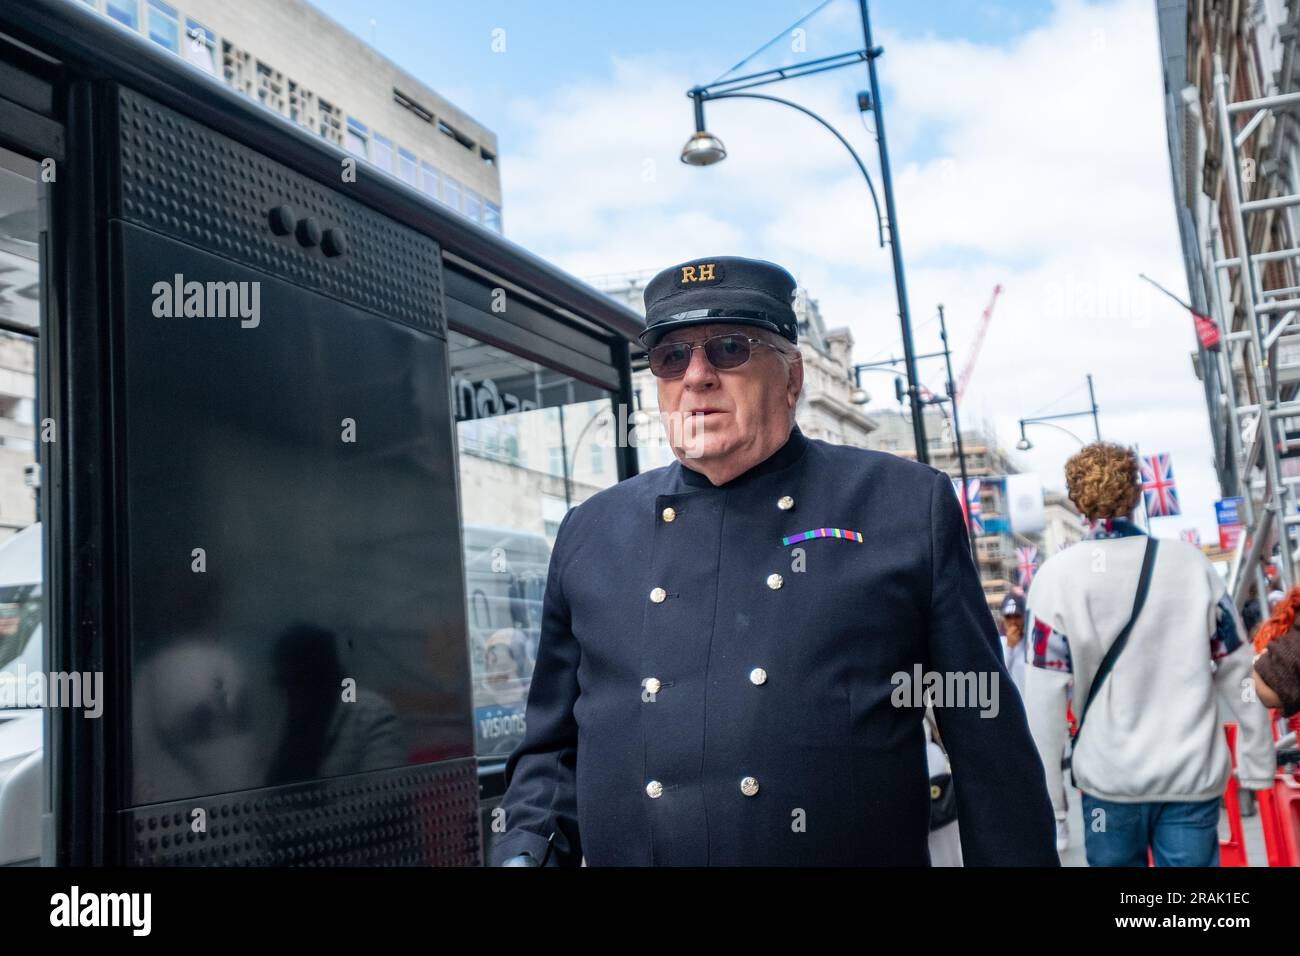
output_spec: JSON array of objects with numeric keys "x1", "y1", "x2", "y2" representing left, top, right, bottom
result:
[
  {"x1": 1015, "y1": 375, "x2": 1100, "y2": 451},
  {"x1": 682, "y1": 90, "x2": 885, "y2": 248},
  {"x1": 1016, "y1": 419, "x2": 1086, "y2": 449},
  {"x1": 679, "y1": 0, "x2": 927, "y2": 463}
]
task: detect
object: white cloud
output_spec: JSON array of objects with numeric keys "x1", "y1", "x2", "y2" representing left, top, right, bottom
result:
[{"x1": 500, "y1": 0, "x2": 1221, "y2": 538}]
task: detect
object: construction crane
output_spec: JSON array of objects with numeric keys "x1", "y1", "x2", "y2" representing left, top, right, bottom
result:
[{"x1": 954, "y1": 284, "x2": 1002, "y2": 405}]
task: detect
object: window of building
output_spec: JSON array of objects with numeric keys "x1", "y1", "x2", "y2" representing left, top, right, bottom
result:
[
  {"x1": 437, "y1": 118, "x2": 476, "y2": 151},
  {"x1": 288, "y1": 81, "x2": 316, "y2": 130},
  {"x1": 483, "y1": 202, "x2": 502, "y2": 234},
  {"x1": 393, "y1": 89, "x2": 434, "y2": 123},
  {"x1": 442, "y1": 174, "x2": 462, "y2": 210},
  {"x1": 183, "y1": 19, "x2": 217, "y2": 75},
  {"x1": 222, "y1": 41, "x2": 252, "y2": 96},
  {"x1": 146, "y1": 0, "x2": 178, "y2": 52},
  {"x1": 371, "y1": 132, "x2": 393, "y2": 173},
  {"x1": 540, "y1": 495, "x2": 566, "y2": 540},
  {"x1": 398, "y1": 147, "x2": 418, "y2": 187},
  {"x1": 105, "y1": 0, "x2": 139, "y2": 30},
  {"x1": 345, "y1": 117, "x2": 368, "y2": 159},
  {"x1": 12, "y1": 398, "x2": 33, "y2": 427},
  {"x1": 316, "y1": 97, "x2": 343, "y2": 145},
  {"x1": 463, "y1": 189, "x2": 482, "y2": 223},
  {"x1": 420, "y1": 161, "x2": 440, "y2": 201},
  {"x1": 481, "y1": 148, "x2": 496, "y2": 167},
  {"x1": 255, "y1": 60, "x2": 285, "y2": 114}
]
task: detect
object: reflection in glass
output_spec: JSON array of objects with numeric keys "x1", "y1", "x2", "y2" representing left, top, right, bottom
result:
[
  {"x1": 0, "y1": 147, "x2": 47, "y2": 865},
  {"x1": 450, "y1": 332, "x2": 617, "y2": 758}
]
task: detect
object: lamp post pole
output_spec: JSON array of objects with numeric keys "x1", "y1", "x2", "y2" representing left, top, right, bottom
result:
[
  {"x1": 858, "y1": 0, "x2": 927, "y2": 465},
  {"x1": 1086, "y1": 373, "x2": 1100, "y2": 441}
]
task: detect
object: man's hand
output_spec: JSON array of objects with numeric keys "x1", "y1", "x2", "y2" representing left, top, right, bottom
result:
[{"x1": 1253, "y1": 669, "x2": 1284, "y2": 711}]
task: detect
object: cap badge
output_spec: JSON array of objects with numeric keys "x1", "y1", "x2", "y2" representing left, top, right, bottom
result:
[{"x1": 679, "y1": 262, "x2": 724, "y2": 285}]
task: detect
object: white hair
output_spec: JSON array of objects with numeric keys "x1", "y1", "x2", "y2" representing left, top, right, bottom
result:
[{"x1": 753, "y1": 326, "x2": 800, "y2": 369}]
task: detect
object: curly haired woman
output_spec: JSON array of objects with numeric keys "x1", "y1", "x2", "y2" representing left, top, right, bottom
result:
[{"x1": 1022, "y1": 441, "x2": 1274, "y2": 866}]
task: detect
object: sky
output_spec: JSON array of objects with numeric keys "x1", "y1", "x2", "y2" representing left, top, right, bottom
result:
[{"x1": 310, "y1": 0, "x2": 1219, "y2": 542}]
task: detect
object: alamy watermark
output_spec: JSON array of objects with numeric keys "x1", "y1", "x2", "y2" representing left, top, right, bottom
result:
[
  {"x1": 890, "y1": 664, "x2": 1000, "y2": 718},
  {"x1": 0, "y1": 663, "x2": 103, "y2": 718},
  {"x1": 151, "y1": 273, "x2": 260, "y2": 328}
]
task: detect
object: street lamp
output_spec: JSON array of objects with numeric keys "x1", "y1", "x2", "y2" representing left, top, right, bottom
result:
[
  {"x1": 680, "y1": 0, "x2": 928, "y2": 464},
  {"x1": 852, "y1": 361, "x2": 974, "y2": 560},
  {"x1": 848, "y1": 364, "x2": 906, "y2": 407},
  {"x1": 1016, "y1": 375, "x2": 1100, "y2": 451},
  {"x1": 680, "y1": 128, "x2": 726, "y2": 166},
  {"x1": 1016, "y1": 420, "x2": 1086, "y2": 450}
]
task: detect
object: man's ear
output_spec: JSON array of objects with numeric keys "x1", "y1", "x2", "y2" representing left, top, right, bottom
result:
[{"x1": 787, "y1": 352, "x2": 804, "y2": 407}]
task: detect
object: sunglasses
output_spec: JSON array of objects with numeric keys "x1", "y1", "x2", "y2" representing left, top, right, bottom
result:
[{"x1": 647, "y1": 333, "x2": 785, "y2": 379}]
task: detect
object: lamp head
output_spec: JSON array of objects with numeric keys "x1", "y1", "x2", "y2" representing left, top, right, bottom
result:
[{"x1": 681, "y1": 130, "x2": 727, "y2": 166}]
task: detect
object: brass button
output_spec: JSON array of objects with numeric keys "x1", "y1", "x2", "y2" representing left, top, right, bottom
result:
[
  {"x1": 777, "y1": 495, "x2": 795, "y2": 511},
  {"x1": 644, "y1": 677, "x2": 662, "y2": 695},
  {"x1": 662, "y1": 506, "x2": 677, "y2": 523},
  {"x1": 650, "y1": 587, "x2": 667, "y2": 604},
  {"x1": 749, "y1": 668, "x2": 767, "y2": 686},
  {"x1": 646, "y1": 780, "x2": 664, "y2": 799},
  {"x1": 931, "y1": 784, "x2": 942, "y2": 800},
  {"x1": 740, "y1": 776, "x2": 760, "y2": 797},
  {"x1": 766, "y1": 573, "x2": 783, "y2": 590}
]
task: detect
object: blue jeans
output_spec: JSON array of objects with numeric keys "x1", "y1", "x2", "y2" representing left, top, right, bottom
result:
[{"x1": 1080, "y1": 793, "x2": 1221, "y2": 867}]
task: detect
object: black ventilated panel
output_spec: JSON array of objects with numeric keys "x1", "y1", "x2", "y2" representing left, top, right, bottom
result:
[
  {"x1": 110, "y1": 85, "x2": 443, "y2": 334},
  {"x1": 122, "y1": 759, "x2": 480, "y2": 866}
]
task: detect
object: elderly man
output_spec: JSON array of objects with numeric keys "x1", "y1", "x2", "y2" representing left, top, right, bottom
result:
[{"x1": 492, "y1": 256, "x2": 1057, "y2": 866}]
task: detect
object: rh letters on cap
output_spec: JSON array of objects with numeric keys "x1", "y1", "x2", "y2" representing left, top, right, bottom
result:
[{"x1": 679, "y1": 262, "x2": 724, "y2": 285}]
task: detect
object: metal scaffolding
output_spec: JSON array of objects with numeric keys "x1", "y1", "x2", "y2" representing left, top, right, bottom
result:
[{"x1": 1212, "y1": 53, "x2": 1300, "y2": 601}]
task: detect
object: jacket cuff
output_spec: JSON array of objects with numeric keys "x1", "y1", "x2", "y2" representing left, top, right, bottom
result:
[{"x1": 489, "y1": 829, "x2": 556, "y2": 867}]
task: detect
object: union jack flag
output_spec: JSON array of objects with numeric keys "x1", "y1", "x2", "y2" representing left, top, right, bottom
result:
[
  {"x1": 951, "y1": 477, "x2": 983, "y2": 534},
  {"x1": 1016, "y1": 546, "x2": 1038, "y2": 587},
  {"x1": 1140, "y1": 452, "x2": 1181, "y2": 518}
]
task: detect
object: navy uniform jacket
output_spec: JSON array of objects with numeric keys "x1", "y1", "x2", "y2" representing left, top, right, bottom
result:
[{"x1": 491, "y1": 425, "x2": 1058, "y2": 866}]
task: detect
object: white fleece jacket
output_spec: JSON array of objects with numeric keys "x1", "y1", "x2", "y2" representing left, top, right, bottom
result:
[{"x1": 1023, "y1": 518, "x2": 1274, "y2": 811}]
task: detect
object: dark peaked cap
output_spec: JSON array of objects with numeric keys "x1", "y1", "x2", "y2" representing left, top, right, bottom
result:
[{"x1": 639, "y1": 256, "x2": 799, "y2": 347}]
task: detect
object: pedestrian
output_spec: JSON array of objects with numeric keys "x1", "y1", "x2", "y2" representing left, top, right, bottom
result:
[
  {"x1": 1242, "y1": 582, "x2": 1263, "y2": 638},
  {"x1": 1252, "y1": 585, "x2": 1300, "y2": 715},
  {"x1": 924, "y1": 709, "x2": 962, "y2": 866},
  {"x1": 1023, "y1": 441, "x2": 1275, "y2": 866},
  {"x1": 1003, "y1": 585, "x2": 1073, "y2": 850},
  {"x1": 999, "y1": 588, "x2": 1027, "y2": 698},
  {"x1": 491, "y1": 256, "x2": 1058, "y2": 866}
]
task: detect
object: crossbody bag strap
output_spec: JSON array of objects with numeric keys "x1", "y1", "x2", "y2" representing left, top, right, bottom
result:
[{"x1": 1069, "y1": 535, "x2": 1158, "y2": 786}]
